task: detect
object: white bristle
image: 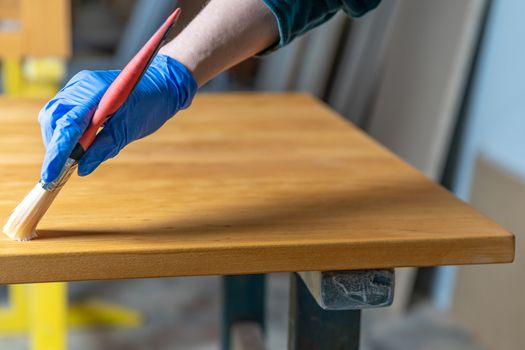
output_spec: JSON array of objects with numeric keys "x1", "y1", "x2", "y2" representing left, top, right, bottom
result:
[{"x1": 3, "y1": 183, "x2": 61, "y2": 241}]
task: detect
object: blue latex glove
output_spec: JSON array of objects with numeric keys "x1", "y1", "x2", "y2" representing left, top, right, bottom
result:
[{"x1": 38, "y1": 54, "x2": 197, "y2": 183}]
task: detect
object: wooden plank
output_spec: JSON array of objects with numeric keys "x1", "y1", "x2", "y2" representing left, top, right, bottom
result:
[
  {"x1": 0, "y1": 0, "x2": 70, "y2": 58},
  {"x1": 0, "y1": 31, "x2": 20, "y2": 54},
  {"x1": 0, "y1": 0, "x2": 21, "y2": 56},
  {"x1": 20, "y1": 0, "x2": 70, "y2": 57},
  {"x1": 0, "y1": 94, "x2": 514, "y2": 284},
  {"x1": 0, "y1": 0, "x2": 19, "y2": 20}
]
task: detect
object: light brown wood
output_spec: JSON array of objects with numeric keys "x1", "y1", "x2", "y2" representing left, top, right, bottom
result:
[
  {"x1": 0, "y1": 0, "x2": 70, "y2": 58},
  {"x1": 0, "y1": 94, "x2": 514, "y2": 284},
  {"x1": 0, "y1": 0, "x2": 19, "y2": 19}
]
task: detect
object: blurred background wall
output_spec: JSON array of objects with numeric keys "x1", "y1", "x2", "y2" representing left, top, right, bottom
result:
[
  {"x1": 449, "y1": 0, "x2": 525, "y2": 348},
  {"x1": 1, "y1": 0, "x2": 523, "y2": 349}
]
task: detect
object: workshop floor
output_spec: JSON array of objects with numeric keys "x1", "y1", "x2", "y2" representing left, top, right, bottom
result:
[{"x1": 0, "y1": 274, "x2": 484, "y2": 350}]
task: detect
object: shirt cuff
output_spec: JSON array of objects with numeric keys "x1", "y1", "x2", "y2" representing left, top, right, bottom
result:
[{"x1": 259, "y1": 0, "x2": 381, "y2": 55}]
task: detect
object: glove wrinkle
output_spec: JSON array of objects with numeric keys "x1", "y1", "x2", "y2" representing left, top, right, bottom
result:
[{"x1": 39, "y1": 54, "x2": 197, "y2": 180}]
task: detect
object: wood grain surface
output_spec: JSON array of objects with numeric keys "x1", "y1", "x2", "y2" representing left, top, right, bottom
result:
[{"x1": 0, "y1": 94, "x2": 514, "y2": 284}]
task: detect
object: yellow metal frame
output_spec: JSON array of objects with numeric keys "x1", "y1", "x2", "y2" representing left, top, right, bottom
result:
[
  {"x1": 2, "y1": 58, "x2": 64, "y2": 97},
  {"x1": 0, "y1": 59, "x2": 142, "y2": 350},
  {"x1": 29, "y1": 283, "x2": 67, "y2": 350},
  {"x1": 0, "y1": 285, "x2": 28, "y2": 333},
  {"x1": 0, "y1": 283, "x2": 141, "y2": 350}
]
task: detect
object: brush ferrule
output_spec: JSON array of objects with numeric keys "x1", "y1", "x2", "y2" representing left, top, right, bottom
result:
[{"x1": 40, "y1": 158, "x2": 78, "y2": 192}]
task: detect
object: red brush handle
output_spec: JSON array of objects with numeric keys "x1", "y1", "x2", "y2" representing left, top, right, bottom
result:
[{"x1": 76, "y1": 8, "x2": 181, "y2": 152}]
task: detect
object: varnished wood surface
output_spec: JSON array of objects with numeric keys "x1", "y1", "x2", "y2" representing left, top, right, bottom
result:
[{"x1": 0, "y1": 94, "x2": 514, "y2": 284}]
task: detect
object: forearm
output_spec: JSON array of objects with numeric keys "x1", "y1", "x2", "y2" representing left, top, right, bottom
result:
[{"x1": 159, "y1": 0, "x2": 278, "y2": 86}]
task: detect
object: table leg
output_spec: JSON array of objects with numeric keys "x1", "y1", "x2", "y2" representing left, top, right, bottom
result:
[
  {"x1": 298, "y1": 270, "x2": 394, "y2": 310},
  {"x1": 28, "y1": 282, "x2": 67, "y2": 350},
  {"x1": 221, "y1": 274, "x2": 266, "y2": 350},
  {"x1": 289, "y1": 273, "x2": 360, "y2": 350}
]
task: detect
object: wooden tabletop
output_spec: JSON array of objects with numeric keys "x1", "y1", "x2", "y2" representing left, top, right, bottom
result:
[{"x1": 0, "y1": 94, "x2": 514, "y2": 284}]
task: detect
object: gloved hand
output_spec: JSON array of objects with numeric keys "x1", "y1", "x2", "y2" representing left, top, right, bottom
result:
[{"x1": 39, "y1": 54, "x2": 197, "y2": 183}]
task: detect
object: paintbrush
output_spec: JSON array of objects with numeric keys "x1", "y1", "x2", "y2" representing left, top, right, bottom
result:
[{"x1": 3, "y1": 8, "x2": 181, "y2": 241}]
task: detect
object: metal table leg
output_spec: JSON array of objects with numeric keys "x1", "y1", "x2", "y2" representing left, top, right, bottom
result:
[
  {"x1": 222, "y1": 274, "x2": 266, "y2": 350},
  {"x1": 221, "y1": 270, "x2": 394, "y2": 350},
  {"x1": 289, "y1": 270, "x2": 395, "y2": 350}
]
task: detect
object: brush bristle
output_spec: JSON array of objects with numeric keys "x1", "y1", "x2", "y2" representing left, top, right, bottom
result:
[{"x1": 3, "y1": 183, "x2": 61, "y2": 241}]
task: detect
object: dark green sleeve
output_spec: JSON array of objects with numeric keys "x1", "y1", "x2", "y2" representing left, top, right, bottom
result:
[{"x1": 261, "y1": 0, "x2": 381, "y2": 50}]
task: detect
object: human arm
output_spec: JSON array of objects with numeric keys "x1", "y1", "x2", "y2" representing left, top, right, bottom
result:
[
  {"x1": 40, "y1": 0, "x2": 380, "y2": 182},
  {"x1": 159, "y1": 0, "x2": 381, "y2": 85},
  {"x1": 40, "y1": 0, "x2": 278, "y2": 182},
  {"x1": 159, "y1": 0, "x2": 279, "y2": 86}
]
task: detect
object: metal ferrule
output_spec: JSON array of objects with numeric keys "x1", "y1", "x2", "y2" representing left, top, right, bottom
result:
[{"x1": 40, "y1": 157, "x2": 78, "y2": 192}]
